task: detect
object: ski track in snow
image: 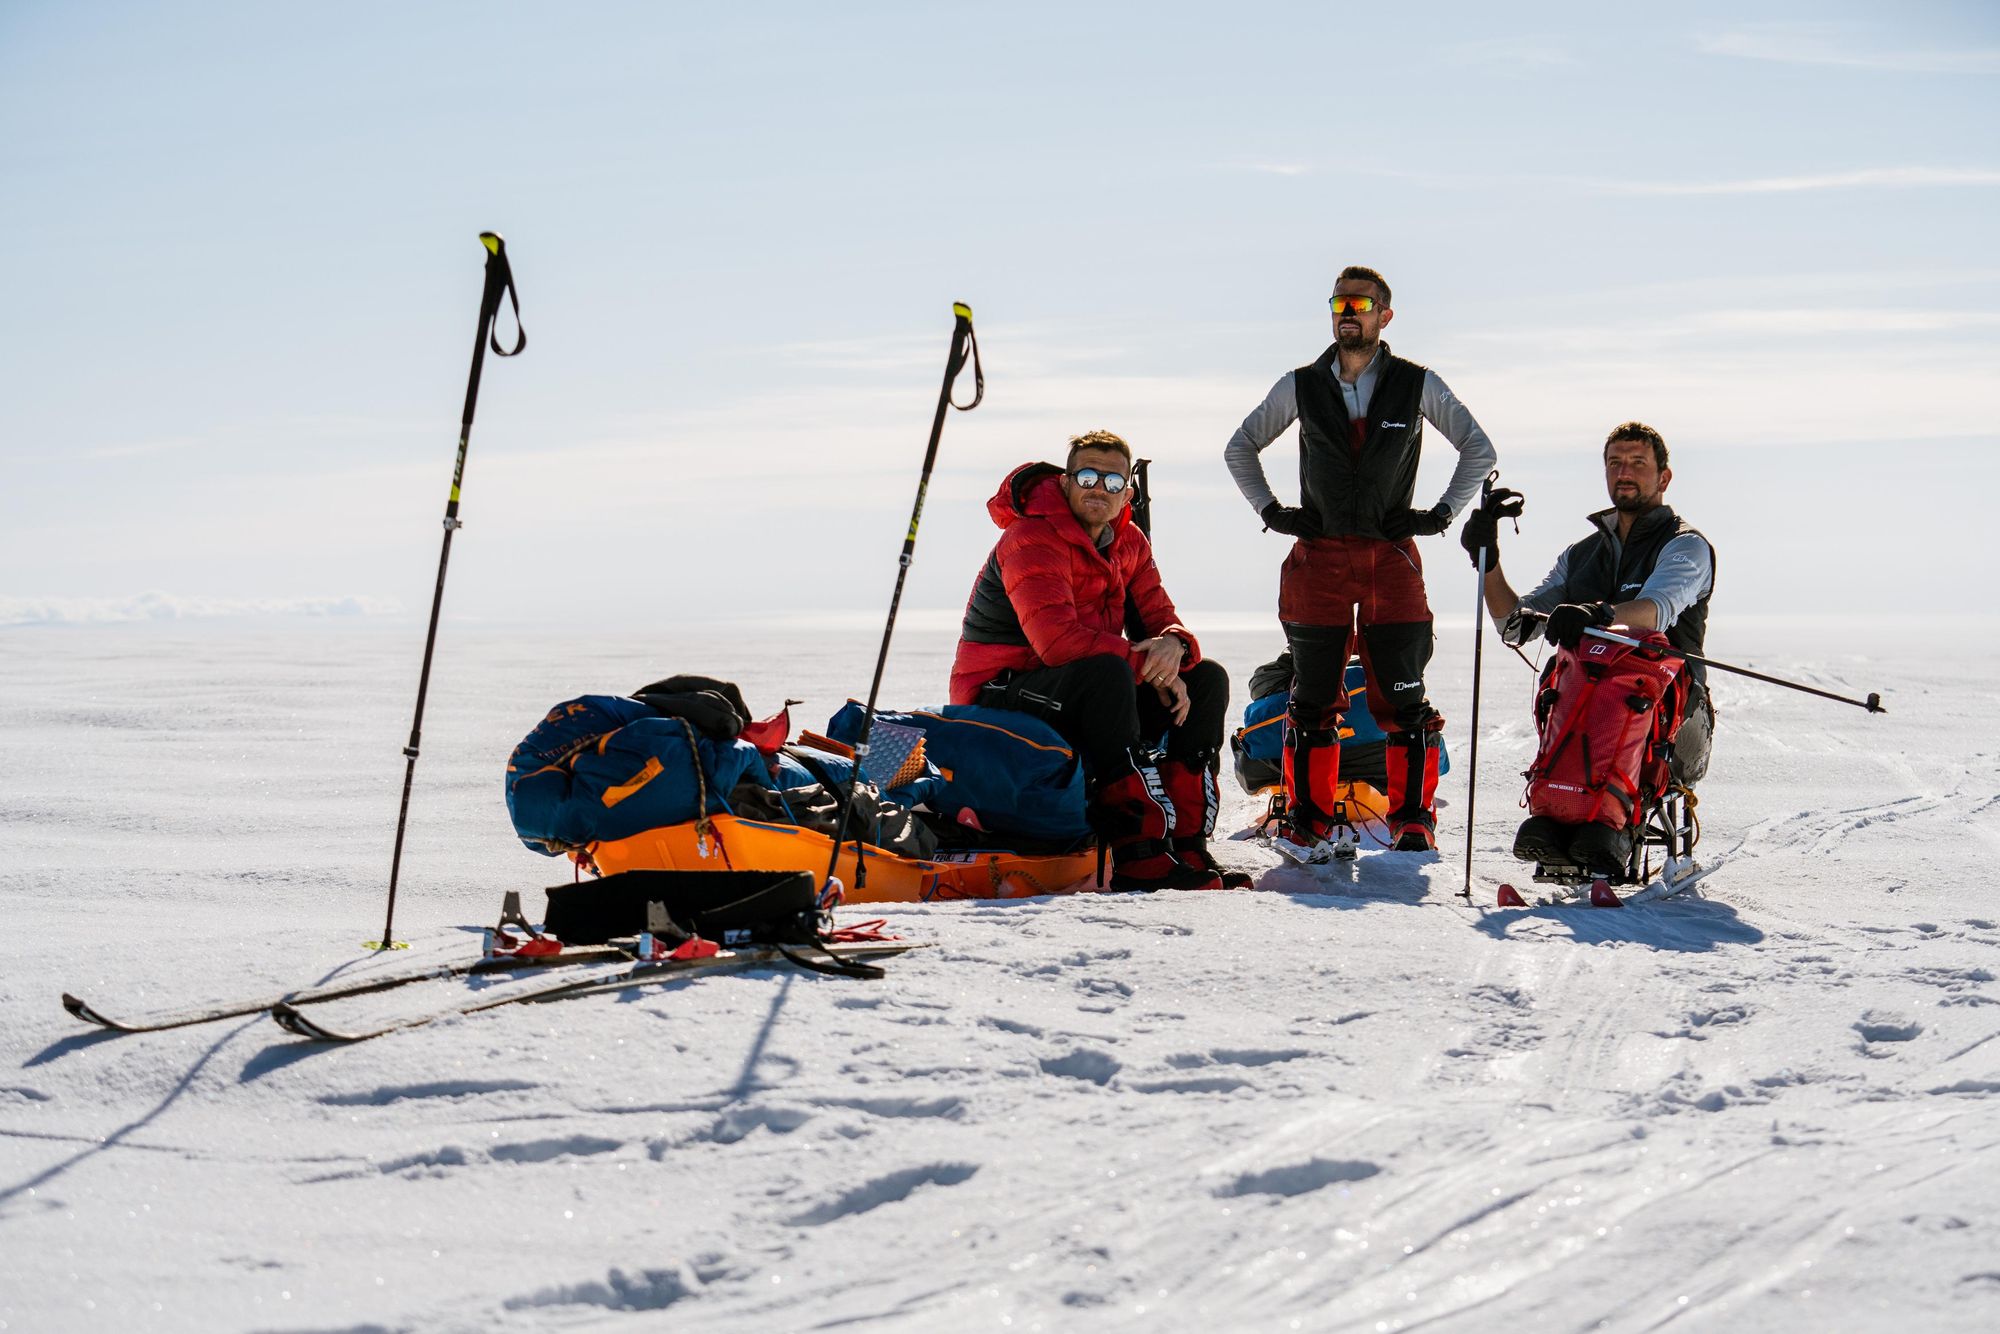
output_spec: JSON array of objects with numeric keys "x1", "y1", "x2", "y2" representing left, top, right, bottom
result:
[{"x1": 0, "y1": 620, "x2": 1996, "y2": 1332}]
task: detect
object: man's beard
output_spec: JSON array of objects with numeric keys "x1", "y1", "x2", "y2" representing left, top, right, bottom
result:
[
  {"x1": 1335, "y1": 328, "x2": 1377, "y2": 352},
  {"x1": 1611, "y1": 488, "x2": 1654, "y2": 513}
]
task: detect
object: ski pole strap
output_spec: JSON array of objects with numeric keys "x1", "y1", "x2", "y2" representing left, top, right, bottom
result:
[
  {"x1": 478, "y1": 232, "x2": 527, "y2": 357},
  {"x1": 1582, "y1": 628, "x2": 1885, "y2": 713},
  {"x1": 948, "y1": 303, "x2": 983, "y2": 410}
]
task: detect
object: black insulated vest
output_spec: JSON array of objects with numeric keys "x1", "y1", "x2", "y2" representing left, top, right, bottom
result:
[
  {"x1": 1294, "y1": 343, "x2": 1428, "y2": 541},
  {"x1": 1558, "y1": 504, "x2": 1715, "y2": 685}
]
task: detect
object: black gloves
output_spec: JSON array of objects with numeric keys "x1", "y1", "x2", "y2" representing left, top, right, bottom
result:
[
  {"x1": 1381, "y1": 503, "x2": 1452, "y2": 541},
  {"x1": 1261, "y1": 501, "x2": 1318, "y2": 538},
  {"x1": 1544, "y1": 602, "x2": 1615, "y2": 649},
  {"x1": 1459, "y1": 486, "x2": 1525, "y2": 567}
]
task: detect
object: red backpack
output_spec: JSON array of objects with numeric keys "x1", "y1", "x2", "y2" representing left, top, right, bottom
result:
[{"x1": 1524, "y1": 632, "x2": 1688, "y2": 831}]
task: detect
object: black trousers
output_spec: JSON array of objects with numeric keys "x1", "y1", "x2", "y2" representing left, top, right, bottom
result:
[{"x1": 980, "y1": 655, "x2": 1230, "y2": 775}]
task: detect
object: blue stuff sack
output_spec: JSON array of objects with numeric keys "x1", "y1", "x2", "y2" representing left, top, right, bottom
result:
[
  {"x1": 507, "y1": 695, "x2": 770, "y2": 855},
  {"x1": 825, "y1": 702, "x2": 1089, "y2": 841}
]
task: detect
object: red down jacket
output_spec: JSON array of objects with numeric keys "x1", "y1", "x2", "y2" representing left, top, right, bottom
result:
[{"x1": 949, "y1": 462, "x2": 1201, "y2": 705}]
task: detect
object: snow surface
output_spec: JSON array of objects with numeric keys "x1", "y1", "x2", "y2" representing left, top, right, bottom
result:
[{"x1": 2, "y1": 616, "x2": 1996, "y2": 1332}]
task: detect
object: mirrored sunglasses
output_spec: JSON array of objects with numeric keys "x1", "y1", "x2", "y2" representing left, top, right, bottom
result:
[
  {"x1": 1069, "y1": 467, "x2": 1129, "y2": 494},
  {"x1": 1329, "y1": 295, "x2": 1378, "y2": 315}
]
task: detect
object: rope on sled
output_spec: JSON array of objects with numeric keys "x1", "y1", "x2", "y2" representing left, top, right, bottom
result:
[{"x1": 1669, "y1": 782, "x2": 1702, "y2": 851}]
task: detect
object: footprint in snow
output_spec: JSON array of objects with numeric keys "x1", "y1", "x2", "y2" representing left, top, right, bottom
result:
[
  {"x1": 1652, "y1": 1003, "x2": 1755, "y2": 1041},
  {"x1": 694, "y1": 1105, "x2": 813, "y2": 1145},
  {"x1": 1854, "y1": 1011, "x2": 1924, "y2": 1054},
  {"x1": 376, "y1": 1145, "x2": 473, "y2": 1175},
  {"x1": 1926, "y1": 1079, "x2": 2000, "y2": 1097},
  {"x1": 505, "y1": 1265, "x2": 699, "y2": 1312},
  {"x1": 1040, "y1": 1049, "x2": 1121, "y2": 1084},
  {"x1": 785, "y1": 1162, "x2": 979, "y2": 1226},
  {"x1": 1127, "y1": 1074, "x2": 1254, "y2": 1095},
  {"x1": 319, "y1": 1078, "x2": 539, "y2": 1106},
  {"x1": 822, "y1": 1094, "x2": 967, "y2": 1120},
  {"x1": 1216, "y1": 1158, "x2": 1380, "y2": 1198},
  {"x1": 1167, "y1": 1047, "x2": 1311, "y2": 1069},
  {"x1": 489, "y1": 1134, "x2": 625, "y2": 1164}
]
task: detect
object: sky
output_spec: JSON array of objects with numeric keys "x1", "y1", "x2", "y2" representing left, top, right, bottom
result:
[{"x1": 2, "y1": 0, "x2": 1997, "y2": 634}]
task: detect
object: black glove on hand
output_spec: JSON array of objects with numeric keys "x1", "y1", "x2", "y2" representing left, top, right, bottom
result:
[
  {"x1": 1381, "y1": 503, "x2": 1451, "y2": 541},
  {"x1": 1459, "y1": 486, "x2": 1525, "y2": 567},
  {"x1": 1544, "y1": 601, "x2": 1615, "y2": 649},
  {"x1": 1261, "y1": 501, "x2": 1317, "y2": 538}
]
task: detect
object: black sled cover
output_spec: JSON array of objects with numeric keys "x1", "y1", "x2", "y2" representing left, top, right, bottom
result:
[{"x1": 543, "y1": 869, "x2": 819, "y2": 946}]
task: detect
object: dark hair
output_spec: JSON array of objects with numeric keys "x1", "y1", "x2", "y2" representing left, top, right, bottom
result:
[
  {"x1": 1066, "y1": 429, "x2": 1133, "y2": 471},
  {"x1": 1604, "y1": 421, "x2": 1669, "y2": 470},
  {"x1": 1337, "y1": 265, "x2": 1392, "y2": 307}
]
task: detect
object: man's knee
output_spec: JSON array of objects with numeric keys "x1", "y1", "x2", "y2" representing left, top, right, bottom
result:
[
  {"x1": 1005, "y1": 653, "x2": 1134, "y2": 704},
  {"x1": 1283, "y1": 622, "x2": 1352, "y2": 710},
  {"x1": 1360, "y1": 619, "x2": 1439, "y2": 731},
  {"x1": 1171, "y1": 659, "x2": 1231, "y2": 750},
  {"x1": 1670, "y1": 689, "x2": 1714, "y2": 787},
  {"x1": 1182, "y1": 658, "x2": 1228, "y2": 703},
  {"x1": 1068, "y1": 653, "x2": 1138, "y2": 696}
]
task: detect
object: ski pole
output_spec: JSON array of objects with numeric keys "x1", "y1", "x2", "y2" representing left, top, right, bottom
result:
[
  {"x1": 1459, "y1": 478, "x2": 1492, "y2": 900},
  {"x1": 1581, "y1": 628, "x2": 1885, "y2": 713},
  {"x1": 1458, "y1": 472, "x2": 1522, "y2": 899},
  {"x1": 373, "y1": 233, "x2": 527, "y2": 951},
  {"x1": 823, "y1": 303, "x2": 983, "y2": 896}
]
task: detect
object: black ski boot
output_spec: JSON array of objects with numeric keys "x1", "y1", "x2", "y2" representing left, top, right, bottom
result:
[
  {"x1": 1567, "y1": 821, "x2": 1635, "y2": 880},
  {"x1": 1512, "y1": 815, "x2": 1572, "y2": 864}
]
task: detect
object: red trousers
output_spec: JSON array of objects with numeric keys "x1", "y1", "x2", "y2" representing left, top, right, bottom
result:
[
  {"x1": 1278, "y1": 536, "x2": 1437, "y2": 736},
  {"x1": 1278, "y1": 535, "x2": 1432, "y2": 627},
  {"x1": 1279, "y1": 535, "x2": 1443, "y2": 834}
]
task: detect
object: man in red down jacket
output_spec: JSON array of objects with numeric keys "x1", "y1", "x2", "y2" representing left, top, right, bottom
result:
[{"x1": 950, "y1": 430, "x2": 1238, "y2": 892}]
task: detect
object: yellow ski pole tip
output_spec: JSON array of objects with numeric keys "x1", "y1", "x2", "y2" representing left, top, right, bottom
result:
[
  {"x1": 479, "y1": 232, "x2": 505, "y2": 255},
  {"x1": 364, "y1": 940, "x2": 412, "y2": 951},
  {"x1": 952, "y1": 302, "x2": 973, "y2": 320}
]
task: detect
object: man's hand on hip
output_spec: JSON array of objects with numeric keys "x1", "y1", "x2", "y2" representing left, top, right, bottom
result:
[
  {"x1": 1260, "y1": 502, "x2": 1318, "y2": 538},
  {"x1": 1381, "y1": 503, "x2": 1451, "y2": 541}
]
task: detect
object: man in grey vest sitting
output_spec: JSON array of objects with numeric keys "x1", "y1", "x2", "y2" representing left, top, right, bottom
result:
[{"x1": 1465, "y1": 421, "x2": 1716, "y2": 873}]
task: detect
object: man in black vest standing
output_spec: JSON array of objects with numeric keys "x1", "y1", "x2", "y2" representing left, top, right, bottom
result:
[
  {"x1": 1465, "y1": 420, "x2": 1716, "y2": 871},
  {"x1": 1226, "y1": 265, "x2": 1499, "y2": 854}
]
